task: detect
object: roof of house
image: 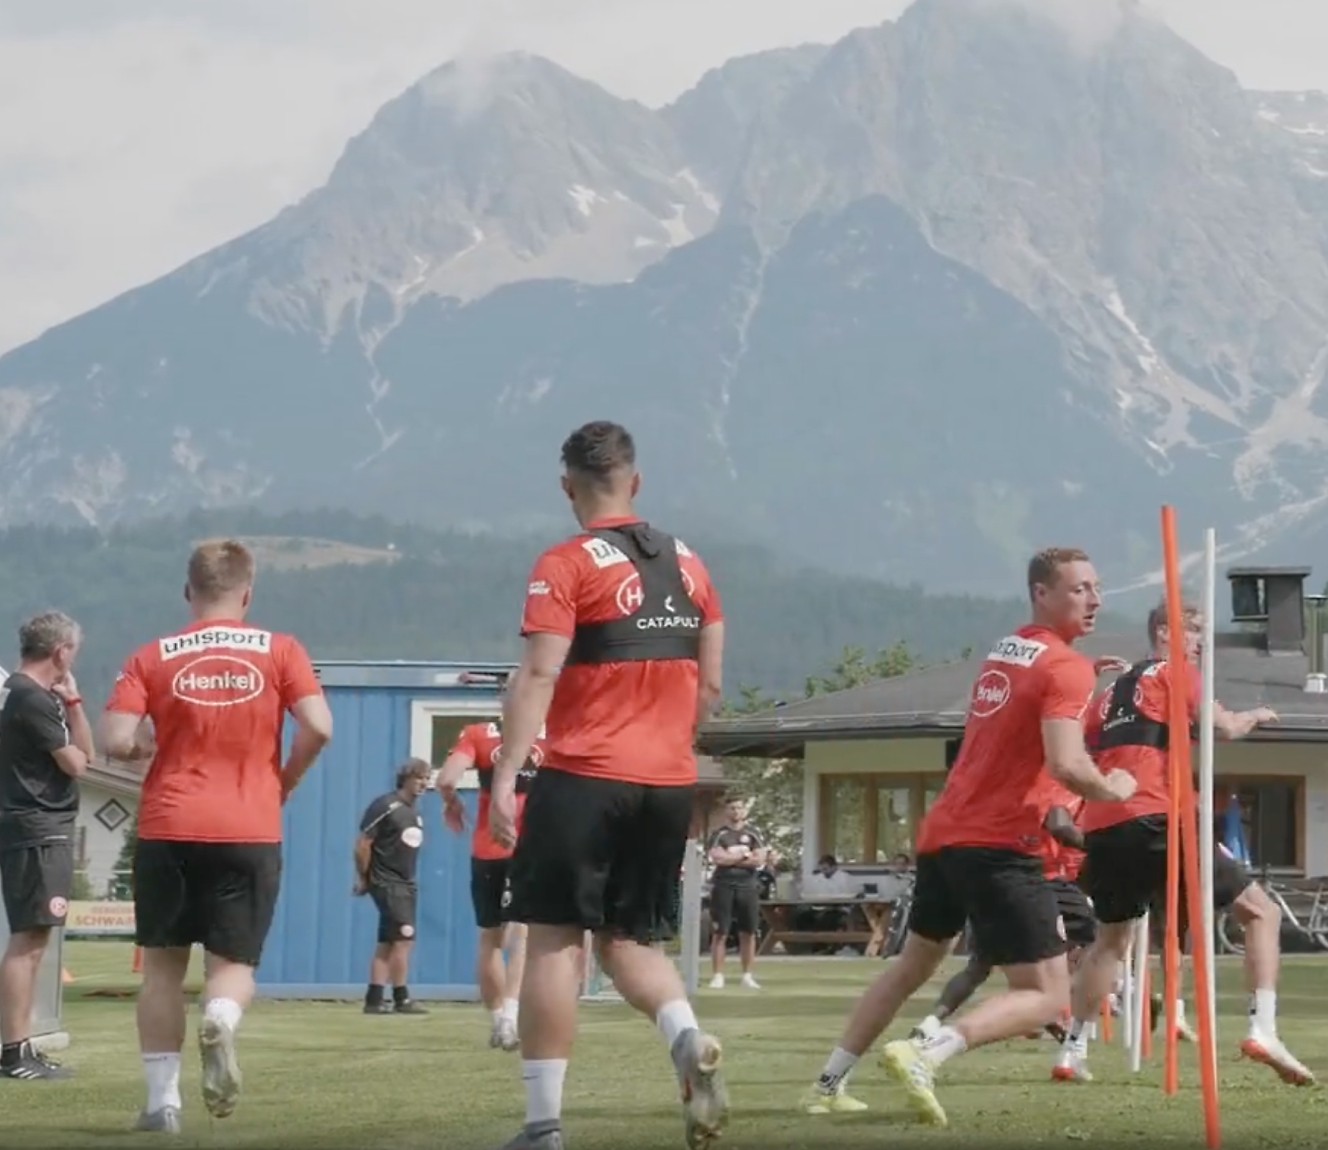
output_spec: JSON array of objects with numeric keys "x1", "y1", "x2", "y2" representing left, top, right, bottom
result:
[
  {"x1": 84, "y1": 759, "x2": 144, "y2": 797},
  {"x1": 697, "y1": 629, "x2": 1328, "y2": 758}
]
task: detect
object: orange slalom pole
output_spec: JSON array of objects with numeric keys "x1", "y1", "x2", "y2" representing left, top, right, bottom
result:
[
  {"x1": 1100, "y1": 997, "x2": 1113, "y2": 1042},
  {"x1": 1160, "y1": 505, "x2": 1185, "y2": 1096},
  {"x1": 132, "y1": 946, "x2": 143, "y2": 974},
  {"x1": 1179, "y1": 762, "x2": 1223, "y2": 1146}
]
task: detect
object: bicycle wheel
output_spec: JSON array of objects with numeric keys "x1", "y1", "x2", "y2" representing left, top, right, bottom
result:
[{"x1": 1217, "y1": 908, "x2": 1246, "y2": 956}]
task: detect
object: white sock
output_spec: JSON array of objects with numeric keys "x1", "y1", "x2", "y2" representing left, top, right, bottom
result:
[
  {"x1": 492, "y1": 1007, "x2": 505, "y2": 1025},
  {"x1": 919, "y1": 1024, "x2": 967, "y2": 1065},
  {"x1": 815, "y1": 1045, "x2": 859, "y2": 1092},
  {"x1": 917, "y1": 1014, "x2": 942, "y2": 1037},
  {"x1": 1249, "y1": 988, "x2": 1276, "y2": 1035},
  {"x1": 1175, "y1": 999, "x2": 1187, "y2": 1021},
  {"x1": 522, "y1": 1059, "x2": 567, "y2": 1125},
  {"x1": 656, "y1": 999, "x2": 699, "y2": 1048},
  {"x1": 142, "y1": 1052, "x2": 182, "y2": 1112},
  {"x1": 203, "y1": 997, "x2": 243, "y2": 1032},
  {"x1": 502, "y1": 997, "x2": 520, "y2": 1023}
]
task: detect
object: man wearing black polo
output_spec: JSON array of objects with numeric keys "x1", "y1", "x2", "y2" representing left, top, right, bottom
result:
[
  {"x1": 354, "y1": 760, "x2": 431, "y2": 1015},
  {"x1": 0, "y1": 612, "x2": 98, "y2": 1080},
  {"x1": 707, "y1": 797, "x2": 767, "y2": 990}
]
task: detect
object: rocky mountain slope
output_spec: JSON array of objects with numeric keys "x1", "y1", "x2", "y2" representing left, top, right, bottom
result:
[{"x1": 2, "y1": 0, "x2": 1327, "y2": 593}]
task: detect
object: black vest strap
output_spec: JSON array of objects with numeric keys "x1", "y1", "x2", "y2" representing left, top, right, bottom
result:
[
  {"x1": 475, "y1": 758, "x2": 538, "y2": 795},
  {"x1": 1094, "y1": 658, "x2": 1198, "y2": 752},
  {"x1": 564, "y1": 523, "x2": 703, "y2": 666}
]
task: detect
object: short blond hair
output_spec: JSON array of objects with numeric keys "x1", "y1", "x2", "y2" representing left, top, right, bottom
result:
[
  {"x1": 1147, "y1": 596, "x2": 1199, "y2": 647},
  {"x1": 187, "y1": 539, "x2": 256, "y2": 602},
  {"x1": 1027, "y1": 547, "x2": 1090, "y2": 601}
]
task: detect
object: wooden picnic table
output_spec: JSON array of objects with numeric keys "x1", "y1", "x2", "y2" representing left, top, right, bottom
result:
[{"x1": 756, "y1": 897, "x2": 895, "y2": 957}]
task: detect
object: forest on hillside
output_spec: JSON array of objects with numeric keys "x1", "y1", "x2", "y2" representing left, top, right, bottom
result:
[{"x1": 0, "y1": 508, "x2": 1044, "y2": 709}]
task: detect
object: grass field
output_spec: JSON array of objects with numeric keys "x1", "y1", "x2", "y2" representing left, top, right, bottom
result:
[{"x1": 10, "y1": 942, "x2": 1328, "y2": 1148}]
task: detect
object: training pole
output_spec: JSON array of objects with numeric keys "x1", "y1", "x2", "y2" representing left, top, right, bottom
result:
[
  {"x1": 1160, "y1": 506, "x2": 1184, "y2": 1095},
  {"x1": 1198, "y1": 526, "x2": 1219, "y2": 1080},
  {"x1": 1160, "y1": 506, "x2": 1222, "y2": 1147},
  {"x1": 679, "y1": 837, "x2": 704, "y2": 997},
  {"x1": 1121, "y1": 945, "x2": 1135, "y2": 1050},
  {"x1": 1129, "y1": 913, "x2": 1150, "y2": 1072}
]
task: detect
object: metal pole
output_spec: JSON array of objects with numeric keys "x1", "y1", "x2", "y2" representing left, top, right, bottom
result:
[
  {"x1": 1198, "y1": 527, "x2": 1218, "y2": 1077},
  {"x1": 679, "y1": 837, "x2": 704, "y2": 997}
]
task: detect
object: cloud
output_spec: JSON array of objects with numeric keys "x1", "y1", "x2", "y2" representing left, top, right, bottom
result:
[{"x1": 0, "y1": 0, "x2": 1323, "y2": 354}]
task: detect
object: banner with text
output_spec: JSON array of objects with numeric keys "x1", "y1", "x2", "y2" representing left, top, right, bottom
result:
[{"x1": 66, "y1": 900, "x2": 136, "y2": 937}]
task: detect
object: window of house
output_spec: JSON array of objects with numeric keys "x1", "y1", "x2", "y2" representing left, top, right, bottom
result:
[
  {"x1": 818, "y1": 773, "x2": 945, "y2": 864},
  {"x1": 1217, "y1": 776, "x2": 1302, "y2": 871}
]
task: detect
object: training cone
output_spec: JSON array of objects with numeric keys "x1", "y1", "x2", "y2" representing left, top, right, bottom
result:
[{"x1": 131, "y1": 946, "x2": 143, "y2": 974}]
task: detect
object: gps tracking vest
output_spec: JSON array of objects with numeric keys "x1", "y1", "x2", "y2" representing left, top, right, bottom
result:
[
  {"x1": 565, "y1": 523, "x2": 703, "y2": 666},
  {"x1": 1093, "y1": 657, "x2": 1198, "y2": 753}
]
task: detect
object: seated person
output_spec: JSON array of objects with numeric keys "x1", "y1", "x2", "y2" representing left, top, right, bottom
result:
[{"x1": 796, "y1": 855, "x2": 859, "y2": 953}]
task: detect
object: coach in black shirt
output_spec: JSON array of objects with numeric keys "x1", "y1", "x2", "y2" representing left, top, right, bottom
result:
[
  {"x1": 706, "y1": 797, "x2": 767, "y2": 991},
  {"x1": 0, "y1": 612, "x2": 96, "y2": 1080},
  {"x1": 354, "y1": 759, "x2": 431, "y2": 1015}
]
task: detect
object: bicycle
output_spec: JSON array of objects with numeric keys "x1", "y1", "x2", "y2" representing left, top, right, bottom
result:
[
  {"x1": 881, "y1": 871, "x2": 915, "y2": 958},
  {"x1": 1216, "y1": 866, "x2": 1328, "y2": 956}
]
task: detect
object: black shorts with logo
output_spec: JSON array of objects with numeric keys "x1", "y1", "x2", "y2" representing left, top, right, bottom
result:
[
  {"x1": 508, "y1": 767, "x2": 694, "y2": 944},
  {"x1": 1083, "y1": 814, "x2": 1251, "y2": 926},
  {"x1": 370, "y1": 880, "x2": 417, "y2": 943},
  {"x1": 0, "y1": 842, "x2": 74, "y2": 934},
  {"x1": 710, "y1": 881, "x2": 760, "y2": 936},
  {"x1": 470, "y1": 857, "x2": 513, "y2": 931},
  {"x1": 1051, "y1": 877, "x2": 1097, "y2": 947},
  {"x1": 133, "y1": 839, "x2": 282, "y2": 966},
  {"x1": 908, "y1": 846, "x2": 1066, "y2": 967}
]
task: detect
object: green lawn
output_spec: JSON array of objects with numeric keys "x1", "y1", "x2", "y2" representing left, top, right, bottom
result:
[{"x1": 8, "y1": 941, "x2": 1328, "y2": 1148}]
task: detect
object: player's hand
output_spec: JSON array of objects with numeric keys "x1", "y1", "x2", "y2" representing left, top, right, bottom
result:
[
  {"x1": 1252, "y1": 707, "x2": 1279, "y2": 725},
  {"x1": 52, "y1": 674, "x2": 80, "y2": 703},
  {"x1": 443, "y1": 795, "x2": 468, "y2": 834},
  {"x1": 126, "y1": 725, "x2": 157, "y2": 762},
  {"x1": 1093, "y1": 656, "x2": 1130, "y2": 676},
  {"x1": 1103, "y1": 768, "x2": 1138, "y2": 803},
  {"x1": 352, "y1": 877, "x2": 368, "y2": 897},
  {"x1": 489, "y1": 779, "x2": 518, "y2": 850}
]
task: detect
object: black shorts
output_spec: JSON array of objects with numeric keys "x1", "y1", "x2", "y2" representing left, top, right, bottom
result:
[
  {"x1": 133, "y1": 839, "x2": 282, "y2": 966},
  {"x1": 710, "y1": 882, "x2": 760, "y2": 936},
  {"x1": 508, "y1": 767, "x2": 693, "y2": 944},
  {"x1": 470, "y1": 857, "x2": 513, "y2": 931},
  {"x1": 1083, "y1": 814, "x2": 1251, "y2": 926},
  {"x1": 370, "y1": 881, "x2": 417, "y2": 943},
  {"x1": 908, "y1": 846, "x2": 1066, "y2": 967},
  {"x1": 0, "y1": 842, "x2": 74, "y2": 934},
  {"x1": 1052, "y1": 878, "x2": 1097, "y2": 947}
]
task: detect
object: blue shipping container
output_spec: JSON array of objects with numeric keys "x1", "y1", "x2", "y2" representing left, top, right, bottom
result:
[{"x1": 257, "y1": 660, "x2": 515, "y2": 1000}]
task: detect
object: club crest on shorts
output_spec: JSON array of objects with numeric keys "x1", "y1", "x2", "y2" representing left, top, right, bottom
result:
[
  {"x1": 48, "y1": 896, "x2": 68, "y2": 919},
  {"x1": 400, "y1": 924, "x2": 415, "y2": 939}
]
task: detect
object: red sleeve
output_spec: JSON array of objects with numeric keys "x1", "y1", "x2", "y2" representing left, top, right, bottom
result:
[
  {"x1": 449, "y1": 725, "x2": 480, "y2": 760},
  {"x1": 1040, "y1": 653, "x2": 1098, "y2": 721},
  {"x1": 276, "y1": 637, "x2": 322, "y2": 706},
  {"x1": 104, "y1": 650, "x2": 150, "y2": 716},
  {"x1": 684, "y1": 554, "x2": 723, "y2": 625},
  {"x1": 520, "y1": 549, "x2": 580, "y2": 638}
]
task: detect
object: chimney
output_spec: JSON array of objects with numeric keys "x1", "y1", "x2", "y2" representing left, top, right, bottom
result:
[{"x1": 1226, "y1": 566, "x2": 1311, "y2": 655}]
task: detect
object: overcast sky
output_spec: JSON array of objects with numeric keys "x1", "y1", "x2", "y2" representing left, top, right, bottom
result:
[{"x1": 0, "y1": 0, "x2": 1322, "y2": 355}]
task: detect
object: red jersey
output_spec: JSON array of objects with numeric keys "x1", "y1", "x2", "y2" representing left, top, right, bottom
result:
[
  {"x1": 519, "y1": 517, "x2": 721, "y2": 787},
  {"x1": 104, "y1": 618, "x2": 323, "y2": 843},
  {"x1": 918, "y1": 625, "x2": 1097, "y2": 855},
  {"x1": 1081, "y1": 659, "x2": 1202, "y2": 833},
  {"x1": 1039, "y1": 781, "x2": 1086, "y2": 881},
  {"x1": 449, "y1": 722, "x2": 547, "y2": 861}
]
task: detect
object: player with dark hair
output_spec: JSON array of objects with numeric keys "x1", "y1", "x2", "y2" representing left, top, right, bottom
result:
[
  {"x1": 706, "y1": 796, "x2": 767, "y2": 990},
  {"x1": 800, "y1": 548, "x2": 1135, "y2": 1128},
  {"x1": 0, "y1": 611, "x2": 98, "y2": 1080},
  {"x1": 437, "y1": 713, "x2": 548, "y2": 1050},
  {"x1": 100, "y1": 540, "x2": 333, "y2": 1132},
  {"x1": 354, "y1": 759, "x2": 432, "y2": 1015},
  {"x1": 488, "y1": 421, "x2": 729, "y2": 1150}
]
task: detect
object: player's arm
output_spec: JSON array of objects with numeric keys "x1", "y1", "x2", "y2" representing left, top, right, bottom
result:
[
  {"x1": 278, "y1": 641, "x2": 333, "y2": 801},
  {"x1": 1042, "y1": 805, "x2": 1086, "y2": 851},
  {"x1": 353, "y1": 800, "x2": 387, "y2": 894},
  {"x1": 706, "y1": 830, "x2": 739, "y2": 866},
  {"x1": 692, "y1": 561, "x2": 725, "y2": 733},
  {"x1": 435, "y1": 735, "x2": 476, "y2": 830},
  {"x1": 497, "y1": 556, "x2": 576, "y2": 787},
  {"x1": 1212, "y1": 702, "x2": 1277, "y2": 740},
  {"x1": 28, "y1": 688, "x2": 91, "y2": 779}
]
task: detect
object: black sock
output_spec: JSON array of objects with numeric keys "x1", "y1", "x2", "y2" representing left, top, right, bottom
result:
[
  {"x1": 393, "y1": 985, "x2": 410, "y2": 1005},
  {"x1": 1, "y1": 1040, "x2": 27, "y2": 1067},
  {"x1": 365, "y1": 984, "x2": 385, "y2": 1006}
]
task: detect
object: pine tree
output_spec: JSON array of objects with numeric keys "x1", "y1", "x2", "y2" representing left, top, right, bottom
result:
[{"x1": 108, "y1": 812, "x2": 137, "y2": 900}]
